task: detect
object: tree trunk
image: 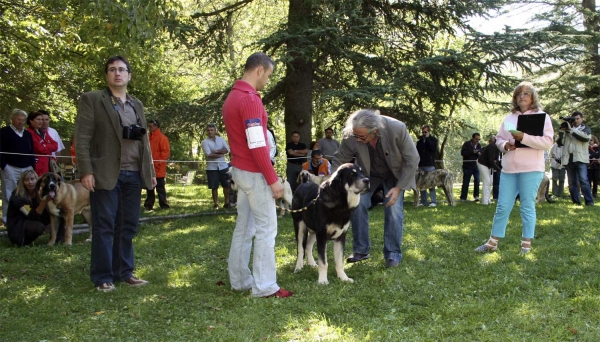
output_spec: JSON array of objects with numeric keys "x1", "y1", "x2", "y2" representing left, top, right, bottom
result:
[{"x1": 283, "y1": 0, "x2": 314, "y2": 146}]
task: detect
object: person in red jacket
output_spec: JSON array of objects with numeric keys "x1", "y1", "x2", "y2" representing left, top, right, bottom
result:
[
  {"x1": 223, "y1": 52, "x2": 292, "y2": 299},
  {"x1": 26, "y1": 111, "x2": 58, "y2": 177},
  {"x1": 144, "y1": 119, "x2": 171, "y2": 210}
]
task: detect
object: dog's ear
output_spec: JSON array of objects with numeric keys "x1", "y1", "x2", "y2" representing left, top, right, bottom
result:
[{"x1": 35, "y1": 177, "x2": 43, "y2": 191}]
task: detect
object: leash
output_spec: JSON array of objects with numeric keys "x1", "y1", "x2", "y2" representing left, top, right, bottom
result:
[{"x1": 277, "y1": 194, "x2": 319, "y2": 213}]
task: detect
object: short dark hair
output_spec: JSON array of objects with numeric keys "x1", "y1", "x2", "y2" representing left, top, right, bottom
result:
[
  {"x1": 105, "y1": 55, "x2": 131, "y2": 74},
  {"x1": 27, "y1": 111, "x2": 43, "y2": 126},
  {"x1": 324, "y1": 127, "x2": 334, "y2": 133},
  {"x1": 472, "y1": 133, "x2": 480, "y2": 139},
  {"x1": 38, "y1": 109, "x2": 50, "y2": 116},
  {"x1": 292, "y1": 130, "x2": 301, "y2": 136},
  {"x1": 149, "y1": 119, "x2": 160, "y2": 128},
  {"x1": 244, "y1": 52, "x2": 274, "y2": 73},
  {"x1": 311, "y1": 149, "x2": 323, "y2": 157},
  {"x1": 572, "y1": 111, "x2": 583, "y2": 118}
]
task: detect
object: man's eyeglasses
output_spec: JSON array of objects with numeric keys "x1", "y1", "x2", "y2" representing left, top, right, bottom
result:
[
  {"x1": 107, "y1": 67, "x2": 129, "y2": 73},
  {"x1": 517, "y1": 92, "x2": 531, "y2": 97},
  {"x1": 353, "y1": 133, "x2": 371, "y2": 141}
]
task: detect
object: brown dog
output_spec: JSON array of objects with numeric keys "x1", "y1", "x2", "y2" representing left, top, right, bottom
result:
[{"x1": 37, "y1": 172, "x2": 92, "y2": 245}]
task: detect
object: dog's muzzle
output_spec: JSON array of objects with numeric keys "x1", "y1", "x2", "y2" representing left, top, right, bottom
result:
[{"x1": 356, "y1": 178, "x2": 370, "y2": 194}]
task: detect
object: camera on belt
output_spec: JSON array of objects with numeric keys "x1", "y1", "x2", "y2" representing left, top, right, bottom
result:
[{"x1": 123, "y1": 124, "x2": 146, "y2": 140}]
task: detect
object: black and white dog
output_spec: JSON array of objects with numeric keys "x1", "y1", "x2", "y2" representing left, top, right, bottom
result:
[{"x1": 292, "y1": 163, "x2": 370, "y2": 284}]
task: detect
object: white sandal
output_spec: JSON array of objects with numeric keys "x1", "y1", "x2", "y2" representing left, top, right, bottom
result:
[
  {"x1": 520, "y1": 240, "x2": 532, "y2": 254},
  {"x1": 475, "y1": 237, "x2": 498, "y2": 252}
]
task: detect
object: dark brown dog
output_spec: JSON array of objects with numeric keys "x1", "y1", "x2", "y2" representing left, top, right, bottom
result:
[
  {"x1": 37, "y1": 172, "x2": 92, "y2": 245},
  {"x1": 413, "y1": 169, "x2": 456, "y2": 206}
]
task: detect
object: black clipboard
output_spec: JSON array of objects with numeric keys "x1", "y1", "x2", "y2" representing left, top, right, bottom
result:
[{"x1": 515, "y1": 113, "x2": 546, "y2": 148}]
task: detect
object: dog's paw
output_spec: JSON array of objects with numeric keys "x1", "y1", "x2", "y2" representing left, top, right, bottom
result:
[
  {"x1": 318, "y1": 278, "x2": 329, "y2": 285},
  {"x1": 307, "y1": 260, "x2": 317, "y2": 267},
  {"x1": 85, "y1": 238, "x2": 92, "y2": 242},
  {"x1": 340, "y1": 276, "x2": 354, "y2": 283}
]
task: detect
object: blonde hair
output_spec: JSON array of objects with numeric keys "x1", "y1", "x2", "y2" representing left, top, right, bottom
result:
[
  {"x1": 15, "y1": 170, "x2": 38, "y2": 199},
  {"x1": 511, "y1": 81, "x2": 542, "y2": 113}
]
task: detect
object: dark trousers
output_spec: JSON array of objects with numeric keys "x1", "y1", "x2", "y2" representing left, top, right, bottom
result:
[
  {"x1": 588, "y1": 168, "x2": 599, "y2": 198},
  {"x1": 90, "y1": 170, "x2": 141, "y2": 287},
  {"x1": 460, "y1": 167, "x2": 480, "y2": 200},
  {"x1": 492, "y1": 169, "x2": 500, "y2": 200},
  {"x1": 286, "y1": 163, "x2": 303, "y2": 192},
  {"x1": 10, "y1": 220, "x2": 47, "y2": 247},
  {"x1": 144, "y1": 177, "x2": 169, "y2": 209}
]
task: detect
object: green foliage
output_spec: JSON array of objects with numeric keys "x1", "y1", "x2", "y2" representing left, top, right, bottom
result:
[{"x1": 1, "y1": 190, "x2": 599, "y2": 340}]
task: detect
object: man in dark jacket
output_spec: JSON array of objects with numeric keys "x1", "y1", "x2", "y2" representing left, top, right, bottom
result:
[
  {"x1": 416, "y1": 125, "x2": 438, "y2": 207},
  {"x1": 460, "y1": 133, "x2": 482, "y2": 201},
  {"x1": 477, "y1": 135, "x2": 502, "y2": 205}
]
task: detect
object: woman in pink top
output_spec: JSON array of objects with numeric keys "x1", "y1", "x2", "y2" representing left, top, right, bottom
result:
[{"x1": 475, "y1": 82, "x2": 554, "y2": 254}]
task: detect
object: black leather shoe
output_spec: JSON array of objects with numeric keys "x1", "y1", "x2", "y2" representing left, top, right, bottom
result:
[
  {"x1": 385, "y1": 259, "x2": 400, "y2": 267},
  {"x1": 346, "y1": 253, "x2": 370, "y2": 263}
]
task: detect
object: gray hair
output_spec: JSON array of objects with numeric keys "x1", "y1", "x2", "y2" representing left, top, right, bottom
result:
[
  {"x1": 342, "y1": 109, "x2": 383, "y2": 138},
  {"x1": 10, "y1": 109, "x2": 27, "y2": 120}
]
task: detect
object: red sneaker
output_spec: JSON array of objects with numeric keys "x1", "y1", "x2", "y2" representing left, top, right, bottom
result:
[{"x1": 263, "y1": 288, "x2": 294, "y2": 298}]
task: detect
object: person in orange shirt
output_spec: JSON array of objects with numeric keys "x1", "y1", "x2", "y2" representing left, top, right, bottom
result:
[
  {"x1": 301, "y1": 149, "x2": 331, "y2": 176},
  {"x1": 144, "y1": 119, "x2": 171, "y2": 210}
]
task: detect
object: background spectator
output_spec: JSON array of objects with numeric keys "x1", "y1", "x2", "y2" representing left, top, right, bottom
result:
[
  {"x1": 26, "y1": 111, "x2": 58, "y2": 177},
  {"x1": 318, "y1": 127, "x2": 340, "y2": 160},
  {"x1": 201, "y1": 123, "x2": 231, "y2": 209},
  {"x1": 6, "y1": 170, "x2": 51, "y2": 247},
  {"x1": 588, "y1": 135, "x2": 599, "y2": 198},
  {"x1": 558, "y1": 111, "x2": 593, "y2": 206},
  {"x1": 460, "y1": 133, "x2": 482, "y2": 201},
  {"x1": 302, "y1": 149, "x2": 331, "y2": 176},
  {"x1": 1, "y1": 109, "x2": 36, "y2": 224},
  {"x1": 477, "y1": 135, "x2": 502, "y2": 205},
  {"x1": 39, "y1": 109, "x2": 65, "y2": 158},
  {"x1": 550, "y1": 135, "x2": 565, "y2": 198},
  {"x1": 144, "y1": 119, "x2": 171, "y2": 210},
  {"x1": 285, "y1": 131, "x2": 308, "y2": 192},
  {"x1": 416, "y1": 124, "x2": 438, "y2": 207}
]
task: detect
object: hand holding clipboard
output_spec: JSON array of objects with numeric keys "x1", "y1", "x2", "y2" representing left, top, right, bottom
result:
[{"x1": 504, "y1": 113, "x2": 547, "y2": 148}]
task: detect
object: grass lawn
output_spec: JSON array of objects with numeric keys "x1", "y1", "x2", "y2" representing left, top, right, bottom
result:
[{"x1": 1, "y1": 185, "x2": 599, "y2": 341}]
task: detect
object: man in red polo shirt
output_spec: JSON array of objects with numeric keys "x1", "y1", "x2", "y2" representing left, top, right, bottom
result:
[{"x1": 222, "y1": 52, "x2": 292, "y2": 299}]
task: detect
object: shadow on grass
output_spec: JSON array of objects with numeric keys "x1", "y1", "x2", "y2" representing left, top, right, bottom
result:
[{"x1": 1, "y1": 191, "x2": 599, "y2": 340}]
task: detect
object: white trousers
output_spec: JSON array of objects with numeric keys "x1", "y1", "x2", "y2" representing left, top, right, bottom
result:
[
  {"x1": 228, "y1": 167, "x2": 279, "y2": 297},
  {"x1": 477, "y1": 162, "x2": 492, "y2": 205}
]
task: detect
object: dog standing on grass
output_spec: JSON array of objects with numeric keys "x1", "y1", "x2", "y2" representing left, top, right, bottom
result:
[
  {"x1": 292, "y1": 163, "x2": 370, "y2": 284},
  {"x1": 37, "y1": 172, "x2": 92, "y2": 245},
  {"x1": 413, "y1": 169, "x2": 456, "y2": 206}
]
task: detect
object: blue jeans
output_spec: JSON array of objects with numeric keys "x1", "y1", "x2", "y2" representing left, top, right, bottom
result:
[
  {"x1": 565, "y1": 161, "x2": 594, "y2": 205},
  {"x1": 351, "y1": 176, "x2": 405, "y2": 262},
  {"x1": 228, "y1": 167, "x2": 279, "y2": 297},
  {"x1": 418, "y1": 166, "x2": 437, "y2": 205},
  {"x1": 90, "y1": 170, "x2": 142, "y2": 286},
  {"x1": 460, "y1": 167, "x2": 480, "y2": 200},
  {"x1": 491, "y1": 172, "x2": 543, "y2": 239}
]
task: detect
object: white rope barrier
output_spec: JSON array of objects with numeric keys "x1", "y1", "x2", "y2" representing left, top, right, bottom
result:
[{"x1": 1, "y1": 151, "x2": 598, "y2": 164}]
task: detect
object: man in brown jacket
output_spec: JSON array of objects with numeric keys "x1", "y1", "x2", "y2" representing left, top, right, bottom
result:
[{"x1": 75, "y1": 56, "x2": 156, "y2": 292}]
